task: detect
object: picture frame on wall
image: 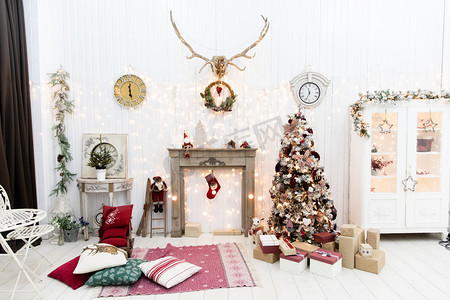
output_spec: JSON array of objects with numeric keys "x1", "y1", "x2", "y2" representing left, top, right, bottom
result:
[{"x1": 81, "y1": 133, "x2": 128, "y2": 179}]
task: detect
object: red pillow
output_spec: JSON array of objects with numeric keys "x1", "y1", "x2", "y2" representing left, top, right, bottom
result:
[
  {"x1": 100, "y1": 237, "x2": 128, "y2": 247},
  {"x1": 47, "y1": 256, "x2": 93, "y2": 289},
  {"x1": 101, "y1": 226, "x2": 128, "y2": 239},
  {"x1": 101, "y1": 204, "x2": 133, "y2": 230}
]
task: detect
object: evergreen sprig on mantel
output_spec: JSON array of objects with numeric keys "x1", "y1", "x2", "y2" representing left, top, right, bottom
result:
[
  {"x1": 49, "y1": 67, "x2": 76, "y2": 197},
  {"x1": 350, "y1": 89, "x2": 450, "y2": 138}
]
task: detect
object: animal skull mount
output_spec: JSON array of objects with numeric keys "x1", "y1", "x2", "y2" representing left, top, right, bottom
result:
[{"x1": 170, "y1": 11, "x2": 269, "y2": 81}]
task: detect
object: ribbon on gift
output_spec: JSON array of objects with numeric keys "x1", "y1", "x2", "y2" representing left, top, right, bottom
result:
[
  {"x1": 283, "y1": 238, "x2": 294, "y2": 249},
  {"x1": 314, "y1": 250, "x2": 340, "y2": 260},
  {"x1": 295, "y1": 251, "x2": 306, "y2": 259}
]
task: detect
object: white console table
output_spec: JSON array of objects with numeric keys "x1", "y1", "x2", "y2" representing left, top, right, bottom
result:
[{"x1": 77, "y1": 178, "x2": 133, "y2": 240}]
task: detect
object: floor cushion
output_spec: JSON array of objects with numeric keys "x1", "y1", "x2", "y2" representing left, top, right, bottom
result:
[
  {"x1": 48, "y1": 256, "x2": 93, "y2": 289},
  {"x1": 85, "y1": 258, "x2": 146, "y2": 286},
  {"x1": 73, "y1": 243, "x2": 128, "y2": 274},
  {"x1": 139, "y1": 256, "x2": 202, "y2": 289},
  {"x1": 100, "y1": 226, "x2": 128, "y2": 240},
  {"x1": 101, "y1": 204, "x2": 133, "y2": 230}
]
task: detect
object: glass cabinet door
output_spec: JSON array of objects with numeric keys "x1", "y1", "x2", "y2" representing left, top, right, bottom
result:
[
  {"x1": 415, "y1": 112, "x2": 442, "y2": 192},
  {"x1": 370, "y1": 112, "x2": 398, "y2": 193}
]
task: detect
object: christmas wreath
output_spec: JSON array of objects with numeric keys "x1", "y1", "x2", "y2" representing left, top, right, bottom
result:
[{"x1": 201, "y1": 81, "x2": 237, "y2": 112}]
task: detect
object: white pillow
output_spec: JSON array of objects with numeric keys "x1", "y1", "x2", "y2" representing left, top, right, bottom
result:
[
  {"x1": 73, "y1": 243, "x2": 128, "y2": 274},
  {"x1": 139, "y1": 256, "x2": 201, "y2": 289}
]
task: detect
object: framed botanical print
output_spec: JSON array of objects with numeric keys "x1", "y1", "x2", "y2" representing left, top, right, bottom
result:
[{"x1": 81, "y1": 133, "x2": 128, "y2": 179}]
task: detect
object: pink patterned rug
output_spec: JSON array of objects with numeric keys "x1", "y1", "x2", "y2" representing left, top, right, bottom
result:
[{"x1": 98, "y1": 243, "x2": 256, "y2": 297}]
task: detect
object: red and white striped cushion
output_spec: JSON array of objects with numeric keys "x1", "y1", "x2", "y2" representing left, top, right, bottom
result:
[{"x1": 139, "y1": 256, "x2": 201, "y2": 289}]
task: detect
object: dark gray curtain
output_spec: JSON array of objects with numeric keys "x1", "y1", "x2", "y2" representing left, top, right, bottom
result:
[{"x1": 0, "y1": 0, "x2": 37, "y2": 209}]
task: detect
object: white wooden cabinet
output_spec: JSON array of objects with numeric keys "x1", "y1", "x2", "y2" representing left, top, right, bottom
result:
[{"x1": 349, "y1": 102, "x2": 449, "y2": 237}]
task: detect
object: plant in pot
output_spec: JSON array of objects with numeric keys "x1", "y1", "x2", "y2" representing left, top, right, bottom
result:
[
  {"x1": 87, "y1": 145, "x2": 113, "y2": 181},
  {"x1": 50, "y1": 215, "x2": 82, "y2": 244},
  {"x1": 371, "y1": 157, "x2": 393, "y2": 176}
]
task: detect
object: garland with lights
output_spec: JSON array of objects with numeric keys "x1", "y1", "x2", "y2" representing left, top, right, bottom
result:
[
  {"x1": 200, "y1": 81, "x2": 237, "y2": 112},
  {"x1": 49, "y1": 67, "x2": 76, "y2": 197},
  {"x1": 351, "y1": 89, "x2": 450, "y2": 138}
]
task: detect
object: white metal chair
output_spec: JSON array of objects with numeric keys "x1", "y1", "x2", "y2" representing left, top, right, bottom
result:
[{"x1": 0, "y1": 185, "x2": 54, "y2": 298}]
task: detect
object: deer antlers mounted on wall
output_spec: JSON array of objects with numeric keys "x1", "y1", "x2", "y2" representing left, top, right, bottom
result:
[{"x1": 170, "y1": 11, "x2": 269, "y2": 81}]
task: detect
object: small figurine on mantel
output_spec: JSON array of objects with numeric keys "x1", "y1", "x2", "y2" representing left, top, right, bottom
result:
[
  {"x1": 182, "y1": 131, "x2": 193, "y2": 158},
  {"x1": 151, "y1": 176, "x2": 168, "y2": 213},
  {"x1": 227, "y1": 140, "x2": 236, "y2": 149},
  {"x1": 240, "y1": 141, "x2": 251, "y2": 148}
]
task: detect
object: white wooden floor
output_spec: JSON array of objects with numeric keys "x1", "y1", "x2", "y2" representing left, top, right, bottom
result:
[{"x1": 1, "y1": 233, "x2": 449, "y2": 300}]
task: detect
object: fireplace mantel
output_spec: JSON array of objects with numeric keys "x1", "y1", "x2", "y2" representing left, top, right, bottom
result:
[{"x1": 168, "y1": 148, "x2": 257, "y2": 237}]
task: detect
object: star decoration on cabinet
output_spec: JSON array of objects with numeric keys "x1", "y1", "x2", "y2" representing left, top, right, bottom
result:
[
  {"x1": 379, "y1": 119, "x2": 393, "y2": 134},
  {"x1": 402, "y1": 175, "x2": 418, "y2": 192},
  {"x1": 423, "y1": 119, "x2": 438, "y2": 132}
]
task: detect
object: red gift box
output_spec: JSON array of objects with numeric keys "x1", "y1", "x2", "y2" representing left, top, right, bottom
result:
[
  {"x1": 313, "y1": 232, "x2": 335, "y2": 244},
  {"x1": 280, "y1": 250, "x2": 307, "y2": 263},
  {"x1": 259, "y1": 235, "x2": 280, "y2": 254},
  {"x1": 310, "y1": 248, "x2": 342, "y2": 265}
]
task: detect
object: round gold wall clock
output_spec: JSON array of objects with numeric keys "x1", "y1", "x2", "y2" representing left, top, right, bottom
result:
[{"x1": 113, "y1": 74, "x2": 147, "y2": 108}]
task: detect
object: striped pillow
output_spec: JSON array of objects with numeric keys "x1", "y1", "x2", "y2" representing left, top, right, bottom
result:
[{"x1": 139, "y1": 256, "x2": 201, "y2": 289}]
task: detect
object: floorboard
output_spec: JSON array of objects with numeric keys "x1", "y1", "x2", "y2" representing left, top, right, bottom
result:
[{"x1": 0, "y1": 233, "x2": 448, "y2": 300}]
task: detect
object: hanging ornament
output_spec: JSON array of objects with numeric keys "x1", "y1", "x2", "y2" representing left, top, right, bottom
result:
[
  {"x1": 205, "y1": 171, "x2": 221, "y2": 199},
  {"x1": 423, "y1": 110, "x2": 438, "y2": 132},
  {"x1": 402, "y1": 174, "x2": 418, "y2": 192},
  {"x1": 182, "y1": 131, "x2": 193, "y2": 158},
  {"x1": 379, "y1": 109, "x2": 393, "y2": 134},
  {"x1": 201, "y1": 81, "x2": 237, "y2": 112}
]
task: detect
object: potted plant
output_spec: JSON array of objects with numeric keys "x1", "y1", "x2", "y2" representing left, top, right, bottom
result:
[
  {"x1": 87, "y1": 145, "x2": 113, "y2": 181},
  {"x1": 51, "y1": 215, "x2": 84, "y2": 244},
  {"x1": 371, "y1": 157, "x2": 393, "y2": 176}
]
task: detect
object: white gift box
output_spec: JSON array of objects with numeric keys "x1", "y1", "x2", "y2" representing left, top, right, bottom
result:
[
  {"x1": 309, "y1": 249, "x2": 342, "y2": 279},
  {"x1": 259, "y1": 235, "x2": 280, "y2": 246},
  {"x1": 280, "y1": 251, "x2": 307, "y2": 275}
]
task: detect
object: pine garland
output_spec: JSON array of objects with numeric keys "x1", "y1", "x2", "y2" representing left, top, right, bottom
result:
[
  {"x1": 351, "y1": 89, "x2": 450, "y2": 138},
  {"x1": 49, "y1": 67, "x2": 76, "y2": 197}
]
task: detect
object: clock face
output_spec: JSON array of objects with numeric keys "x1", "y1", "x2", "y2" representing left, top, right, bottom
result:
[
  {"x1": 114, "y1": 74, "x2": 146, "y2": 108},
  {"x1": 91, "y1": 142, "x2": 118, "y2": 169},
  {"x1": 299, "y1": 82, "x2": 321, "y2": 105}
]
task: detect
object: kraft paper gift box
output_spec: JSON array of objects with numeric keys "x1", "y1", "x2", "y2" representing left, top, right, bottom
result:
[
  {"x1": 341, "y1": 224, "x2": 357, "y2": 237},
  {"x1": 355, "y1": 249, "x2": 385, "y2": 274},
  {"x1": 185, "y1": 223, "x2": 201, "y2": 237},
  {"x1": 292, "y1": 241, "x2": 320, "y2": 258},
  {"x1": 253, "y1": 245, "x2": 280, "y2": 264},
  {"x1": 310, "y1": 248, "x2": 342, "y2": 279},
  {"x1": 313, "y1": 232, "x2": 335, "y2": 244},
  {"x1": 339, "y1": 235, "x2": 358, "y2": 269},
  {"x1": 367, "y1": 228, "x2": 380, "y2": 250},
  {"x1": 279, "y1": 238, "x2": 297, "y2": 256},
  {"x1": 321, "y1": 241, "x2": 336, "y2": 251},
  {"x1": 280, "y1": 251, "x2": 308, "y2": 275},
  {"x1": 357, "y1": 227, "x2": 365, "y2": 245},
  {"x1": 259, "y1": 235, "x2": 281, "y2": 254},
  {"x1": 359, "y1": 243, "x2": 373, "y2": 257}
]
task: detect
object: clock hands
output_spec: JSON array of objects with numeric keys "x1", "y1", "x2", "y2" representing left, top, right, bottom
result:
[{"x1": 128, "y1": 83, "x2": 133, "y2": 99}]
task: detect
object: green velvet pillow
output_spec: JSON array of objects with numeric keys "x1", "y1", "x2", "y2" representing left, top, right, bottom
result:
[{"x1": 85, "y1": 258, "x2": 146, "y2": 286}]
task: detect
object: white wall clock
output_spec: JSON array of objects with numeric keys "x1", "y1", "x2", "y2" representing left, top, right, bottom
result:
[
  {"x1": 81, "y1": 133, "x2": 128, "y2": 179},
  {"x1": 290, "y1": 67, "x2": 330, "y2": 108}
]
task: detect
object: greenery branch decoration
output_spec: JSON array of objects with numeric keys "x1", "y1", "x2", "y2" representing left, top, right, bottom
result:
[
  {"x1": 200, "y1": 81, "x2": 237, "y2": 112},
  {"x1": 351, "y1": 89, "x2": 450, "y2": 138},
  {"x1": 49, "y1": 67, "x2": 76, "y2": 196}
]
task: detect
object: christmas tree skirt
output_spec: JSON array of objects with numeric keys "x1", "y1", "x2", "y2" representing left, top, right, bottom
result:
[{"x1": 97, "y1": 243, "x2": 257, "y2": 297}]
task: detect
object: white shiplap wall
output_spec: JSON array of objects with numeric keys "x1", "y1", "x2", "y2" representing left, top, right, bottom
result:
[{"x1": 22, "y1": 0, "x2": 450, "y2": 231}]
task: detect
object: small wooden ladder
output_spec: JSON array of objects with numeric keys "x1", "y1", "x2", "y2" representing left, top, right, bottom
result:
[
  {"x1": 149, "y1": 189, "x2": 167, "y2": 238},
  {"x1": 136, "y1": 178, "x2": 167, "y2": 237}
]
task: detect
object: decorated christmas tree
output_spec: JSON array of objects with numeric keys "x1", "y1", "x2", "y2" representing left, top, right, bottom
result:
[{"x1": 268, "y1": 110, "x2": 337, "y2": 243}]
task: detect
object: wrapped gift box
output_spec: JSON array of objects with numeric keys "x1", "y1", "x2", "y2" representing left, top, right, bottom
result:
[
  {"x1": 313, "y1": 232, "x2": 335, "y2": 244},
  {"x1": 367, "y1": 228, "x2": 380, "y2": 250},
  {"x1": 321, "y1": 241, "x2": 336, "y2": 251},
  {"x1": 359, "y1": 243, "x2": 373, "y2": 257},
  {"x1": 341, "y1": 224, "x2": 357, "y2": 237},
  {"x1": 259, "y1": 235, "x2": 280, "y2": 254},
  {"x1": 355, "y1": 249, "x2": 385, "y2": 274},
  {"x1": 280, "y1": 251, "x2": 307, "y2": 274},
  {"x1": 185, "y1": 223, "x2": 201, "y2": 237},
  {"x1": 339, "y1": 235, "x2": 358, "y2": 269},
  {"x1": 357, "y1": 228, "x2": 365, "y2": 245},
  {"x1": 310, "y1": 248, "x2": 342, "y2": 279},
  {"x1": 253, "y1": 245, "x2": 280, "y2": 264},
  {"x1": 213, "y1": 229, "x2": 241, "y2": 236},
  {"x1": 292, "y1": 241, "x2": 320, "y2": 258},
  {"x1": 279, "y1": 238, "x2": 296, "y2": 256}
]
